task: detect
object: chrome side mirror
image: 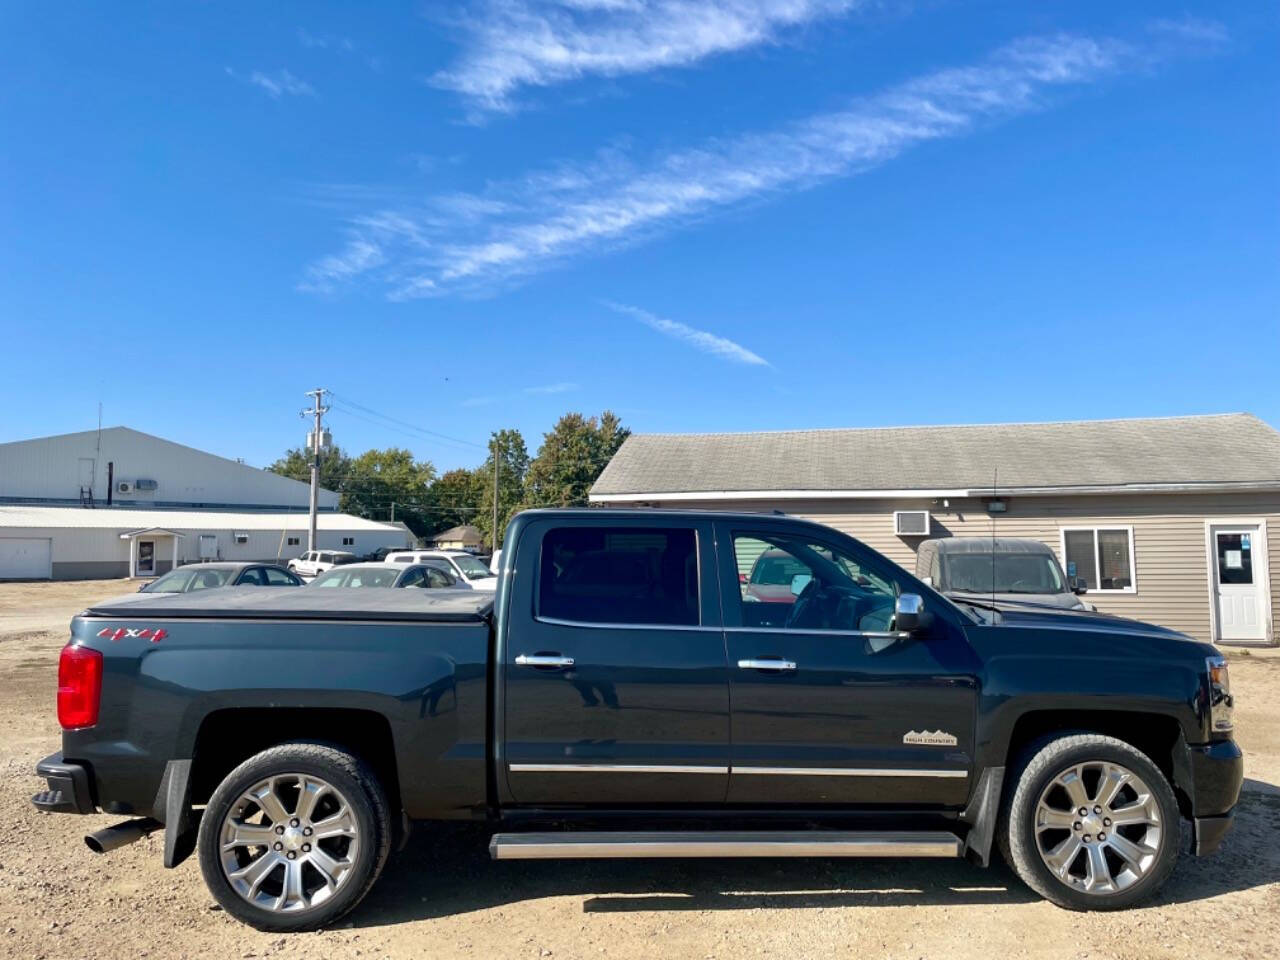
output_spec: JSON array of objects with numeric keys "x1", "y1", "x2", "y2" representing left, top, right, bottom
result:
[{"x1": 895, "y1": 593, "x2": 925, "y2": 633}]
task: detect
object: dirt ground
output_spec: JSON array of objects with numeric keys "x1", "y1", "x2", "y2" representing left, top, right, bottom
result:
[{"x1": 1, "y1": 580, "x2": 1277, "y2": 960}]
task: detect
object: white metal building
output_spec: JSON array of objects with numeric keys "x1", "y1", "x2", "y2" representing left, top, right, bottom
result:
[
  {"x1": 0, "y1": 426, "x2": 338, "y2": 510},
  {"x1": 0, "y1": 427, "x2": 409, "y2": 580},
  {"x1": 0, "y1": 507, "x2": 410, "y2": 579}
]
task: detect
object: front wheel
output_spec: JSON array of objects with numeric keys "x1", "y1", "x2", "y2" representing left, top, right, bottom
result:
[
  {"x1": 197, "y1": 742, "x2": 391, "y2": 931},
  {"x1": 999, "y1": 733, "x2": 1180, "y2": 910}
]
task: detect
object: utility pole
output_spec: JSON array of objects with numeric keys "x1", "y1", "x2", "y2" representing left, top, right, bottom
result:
[
  {"x1": 492, "y1": 437, "x2": 500, "y2": 554},
  {"x1": 301, "y1": 388, "x2": 329, "y2": 552}
]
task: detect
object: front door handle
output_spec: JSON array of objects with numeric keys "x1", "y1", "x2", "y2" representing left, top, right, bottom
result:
[
  {"x1": 738, "y1": 658, "x2": 797, "y2": 672},
  {"x1": 515, "y1": 653, "x2": 575, "y2": 668}
]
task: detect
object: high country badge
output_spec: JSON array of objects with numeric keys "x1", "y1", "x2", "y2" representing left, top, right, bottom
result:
[{"x1": 903, "y1": 729, "x2": 958, "y2": 747}]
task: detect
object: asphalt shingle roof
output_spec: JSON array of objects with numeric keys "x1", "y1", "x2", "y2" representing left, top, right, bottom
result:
[{"x1": 590, "y1": 414, "x2": 1280, "y2": 498}]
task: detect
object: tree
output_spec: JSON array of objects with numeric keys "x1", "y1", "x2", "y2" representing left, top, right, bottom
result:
[
  {"x1": 425, "y1": 467, "x2": 486, "y2": 534},
  {"x1": 475, "y1": 428, "x2": 531, "y2": 549},
  {"x1": 267, "y1": 446, "x2": 352, "y2": 496},
  {"x1": 522, "y1": 411, "x2": 629, "y2": 510},
  {"x1": 338, "y1": 448, "x2": 437, "y2": 536}
]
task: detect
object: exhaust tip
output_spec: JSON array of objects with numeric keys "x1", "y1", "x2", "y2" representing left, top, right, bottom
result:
[{"x1": 84, "y1": 834, "x2": 106, "y2": 854}]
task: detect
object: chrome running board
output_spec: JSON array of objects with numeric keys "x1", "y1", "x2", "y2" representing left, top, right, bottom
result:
[{"x1": 489, "y1": 830, "x2": 963, "y2": 860}]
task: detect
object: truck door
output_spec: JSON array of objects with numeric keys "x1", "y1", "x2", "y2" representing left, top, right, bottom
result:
[
  {"x1": 717, "y1": 522, "x2": 980, "y2": 807},
  {"x1": 501, "y1": 518, "x2": 729, "y2": 805}
]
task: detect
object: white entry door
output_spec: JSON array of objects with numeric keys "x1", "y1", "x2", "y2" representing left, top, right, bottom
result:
[{"x1": 1211, "y1": 525, "x2": 1266, "y2": 642}]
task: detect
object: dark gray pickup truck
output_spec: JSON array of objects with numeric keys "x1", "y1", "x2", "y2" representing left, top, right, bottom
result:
[{"x1": 33, "y1": 509, "x2": 1242, "y2": 930}]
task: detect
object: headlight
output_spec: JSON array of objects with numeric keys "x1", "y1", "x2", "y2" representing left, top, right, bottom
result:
[{"x1": 1206, "y1": 655, "x2": 1234, "y2": 734}]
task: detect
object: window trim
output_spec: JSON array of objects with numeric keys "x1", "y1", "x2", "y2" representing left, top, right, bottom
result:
[
  {"x1": 1059, "y1": 525, "x2": 1137, "y2": 594},
  {"x1": 533, "y1": 524, "x2": 705, "y2": 629}
]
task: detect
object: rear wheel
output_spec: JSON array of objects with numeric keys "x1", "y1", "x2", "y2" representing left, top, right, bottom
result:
[
  {"x1": 197, "y1": 742, "x2": 391, "y2": 931},
  {"x1": 1000, "y1": 733, "x2": 1179, "y2": 910}
]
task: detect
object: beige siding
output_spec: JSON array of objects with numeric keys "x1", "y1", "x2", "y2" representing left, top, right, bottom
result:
[{"x1": 617, "y1": 492, "x2": 1279, "y2": 646}]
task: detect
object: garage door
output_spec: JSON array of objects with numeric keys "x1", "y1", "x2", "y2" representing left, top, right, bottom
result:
[{"x1": 0, "y1": 538, "x2": 52, "y2": 579}]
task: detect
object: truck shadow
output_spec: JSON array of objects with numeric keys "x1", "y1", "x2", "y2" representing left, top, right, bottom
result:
[{"x1": 355, "y1": 781, "x2": 1280, "y2": 926}]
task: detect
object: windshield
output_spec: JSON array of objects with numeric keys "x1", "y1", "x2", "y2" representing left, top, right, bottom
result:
[
  {"x1": 749, "y1": 552, "x2": 810, "y2": 586},
  {"x1": 451, "y1": 554, "x2": 494, "y2": 579},
  {"x1": 144, "y1": 569, "x2": 195, "y2": 592},
  {"x1": 310, "y1": 567, "x2": 399, "y2": 588},
  {"x1": 945, "y1": 553, "x2": 1066, "y2": 594}
]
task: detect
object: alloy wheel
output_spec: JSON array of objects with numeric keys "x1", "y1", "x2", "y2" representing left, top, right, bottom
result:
[
  {"x1": 218, "y1": 773, "x2": 360, "y2": 913},
  {"x1": 1034, "y1": 760, "x2": 1163, "y2": 896}
]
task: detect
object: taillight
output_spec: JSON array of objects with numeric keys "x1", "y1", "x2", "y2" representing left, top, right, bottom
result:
[{"x1": 57, "y1": 644, "x2": 102, "y2": 730}]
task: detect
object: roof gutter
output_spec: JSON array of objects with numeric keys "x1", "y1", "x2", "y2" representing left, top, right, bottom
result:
[{"x1": 588, "y1": 481, "x2": 1280, "y2": 504}]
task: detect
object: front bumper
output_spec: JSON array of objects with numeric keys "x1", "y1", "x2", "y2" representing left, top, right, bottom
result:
[
  {"x1": 31, "y1": 752, "x2": 96, "y2": 815},
  {"x1": 1187, "y1": 739, "x2": 1243, "y2": 856}
]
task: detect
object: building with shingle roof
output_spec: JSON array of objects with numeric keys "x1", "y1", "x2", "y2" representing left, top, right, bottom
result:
[{"x1": 590, "y1": 414, "x2": 1280, "y2": 646}]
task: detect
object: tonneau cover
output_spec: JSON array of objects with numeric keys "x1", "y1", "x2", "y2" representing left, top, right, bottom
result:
[{"x1": 82, "y1": 586, "x2": 493, "y2": 623}]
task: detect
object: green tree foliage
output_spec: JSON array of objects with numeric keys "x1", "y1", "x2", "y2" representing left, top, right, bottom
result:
[
  {"x1": 267, "y1": 412, "x2": 627, "y2": 547},
  {"x1": 475, "y1": 428, "x2": 531, "y2": 549},
  {"x1": 267, "y1": 446, "x2": 352, "y2": 495},
  {"x1": 425, "y1": 467, "x2": 486, "y2": 533},
  {"x1": 339, "y1": 448, "x2": 437, "y2": 535},
  {"x1": 522, "y1": 411, "x2": 629, "y2": 510}
]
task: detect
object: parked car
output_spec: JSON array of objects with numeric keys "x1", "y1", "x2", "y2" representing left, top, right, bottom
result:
[
  {"x1": 309, "y1": 562, "x2": 461, "y2": 590},
  {"x1": 383, "y1": 549, "x2": 497, "y2": 591},
  {"x1": 915, "y1": 537, "x2": 1090, "y2": 610},
  {"x1": 361, "y1": 545, "x2": 410, "y2": 563},
  {"x1": 138, "y1": 562, "x2": 303, "y2": 593},
  {"x1": 286, "y1": 550, "x2": 358, "y2": 579},
  {"x1": 34, "y1": 508, "x2": 1241, "y2": 931}
]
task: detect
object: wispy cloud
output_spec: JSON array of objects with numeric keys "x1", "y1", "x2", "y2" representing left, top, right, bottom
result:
[
  {"x1": 298, "y1": 28, "x2": 354, "y2": 51},
  {"x1": 461, "y1": 382, "x2": 582, "y2": 407},
  {"x1": 226, "y1": 67, "x2": 315, "y2": 98},
  {"x1": 432, "y1": 0, "x2": 860, "y2": 113},
  {"x1": 606, "y1": 302, "x2": 768, "y2": 366},
  {"x1": 302, "y1": 22, "x2": 1223, "y2": 299}
]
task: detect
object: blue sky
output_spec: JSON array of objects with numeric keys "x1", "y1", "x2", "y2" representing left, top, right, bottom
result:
[{"x1": 2, "y1": 1, "x2": 1277, "y2": 472}]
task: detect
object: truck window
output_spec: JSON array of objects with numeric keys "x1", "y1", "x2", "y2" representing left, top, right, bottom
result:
[
  {"x1": 538, "y1": 526, "x2": 699, "y2": 626},
  {"x1": 733, "y1": 533, "x2": 897, "y2": 632}
]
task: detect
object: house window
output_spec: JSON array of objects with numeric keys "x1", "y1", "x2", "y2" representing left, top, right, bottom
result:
[
  {"x1": 342, "y1": 537, "x2": 355, "y2": 546},
  {"x1": 287, "y1": 537, "x2": 300, "y2": 546},
  {"x1": 1061, "y1": 527, "x2": 1136, "y2": 592}
]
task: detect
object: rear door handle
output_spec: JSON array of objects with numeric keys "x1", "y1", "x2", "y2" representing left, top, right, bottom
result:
[
  {"x1": 515, "y1": 654, "x2": 575, "y2": 668},
  {"x1": 738, "y1": 658, "x2": 797, "y2": 672}
]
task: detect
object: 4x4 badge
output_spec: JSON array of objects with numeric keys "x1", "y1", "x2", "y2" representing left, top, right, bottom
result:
[{"x1": 903, "y1": 729, "x2": 958, "y2": 747}]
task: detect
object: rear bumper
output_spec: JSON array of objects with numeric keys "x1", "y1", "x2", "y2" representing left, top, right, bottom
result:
[{"x1": 31, "y1": 752, "x2": 96, "y2": 815}]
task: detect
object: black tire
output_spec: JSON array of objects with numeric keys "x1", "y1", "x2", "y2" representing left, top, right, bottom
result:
[
  {"x1": 197, "y1": 742, "x2": 392, "y2": 932},
  {"x1": 998, "y1": 733, "x2": 1180, "y2": 911}
]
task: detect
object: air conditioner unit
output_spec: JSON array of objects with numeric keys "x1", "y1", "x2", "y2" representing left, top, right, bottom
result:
[
  {"x1": 233, "y1": 532, "x2": 249, "y2": 544},
  {"x1": 117, "y1": 481, "x2": 133, "y2": 494},
  {"x1": 893, "y1": 510, "x2": 931, "y2": 536},
  {"x1": 134, "y1": 478, "x2": 158, "y2": 491}
]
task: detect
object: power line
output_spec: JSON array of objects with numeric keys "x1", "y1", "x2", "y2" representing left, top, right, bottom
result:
[{"x1": 328, "y1": 392, "x2": 485, "y2": 450}]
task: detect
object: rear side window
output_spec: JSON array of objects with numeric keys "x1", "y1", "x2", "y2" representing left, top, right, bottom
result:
[{"x1": 538, "y1": 526, "x2": 699, "y2": 626}]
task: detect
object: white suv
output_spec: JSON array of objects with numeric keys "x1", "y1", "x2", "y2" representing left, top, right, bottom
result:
[
  {"x1": 383, "y1": 550, "x2": 498, "y2": 591},
  {"x1": 287, "y1": 550, "x2": 357, "y2": 579}
]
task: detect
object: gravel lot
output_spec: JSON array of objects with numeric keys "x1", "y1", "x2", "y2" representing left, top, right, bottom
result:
[{"x1": 1, "y1": 579, "x2": 1278, "y2": 960}]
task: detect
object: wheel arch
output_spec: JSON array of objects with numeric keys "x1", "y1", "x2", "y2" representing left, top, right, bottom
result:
[
  {"x1": 190, "y1": 708, "x2": 401, "y2": 816},
  {"x1": 1003, "y1": 709, "x2": 1190, "y2": 816}
]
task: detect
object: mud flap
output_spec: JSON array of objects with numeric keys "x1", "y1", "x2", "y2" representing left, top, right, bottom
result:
[
  {"x1": 151, "y1": 759, "x2": 197, "y2": 868},
  {"x1": 959, "y1": 766, "x2": 1004, "y2": 867}
]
